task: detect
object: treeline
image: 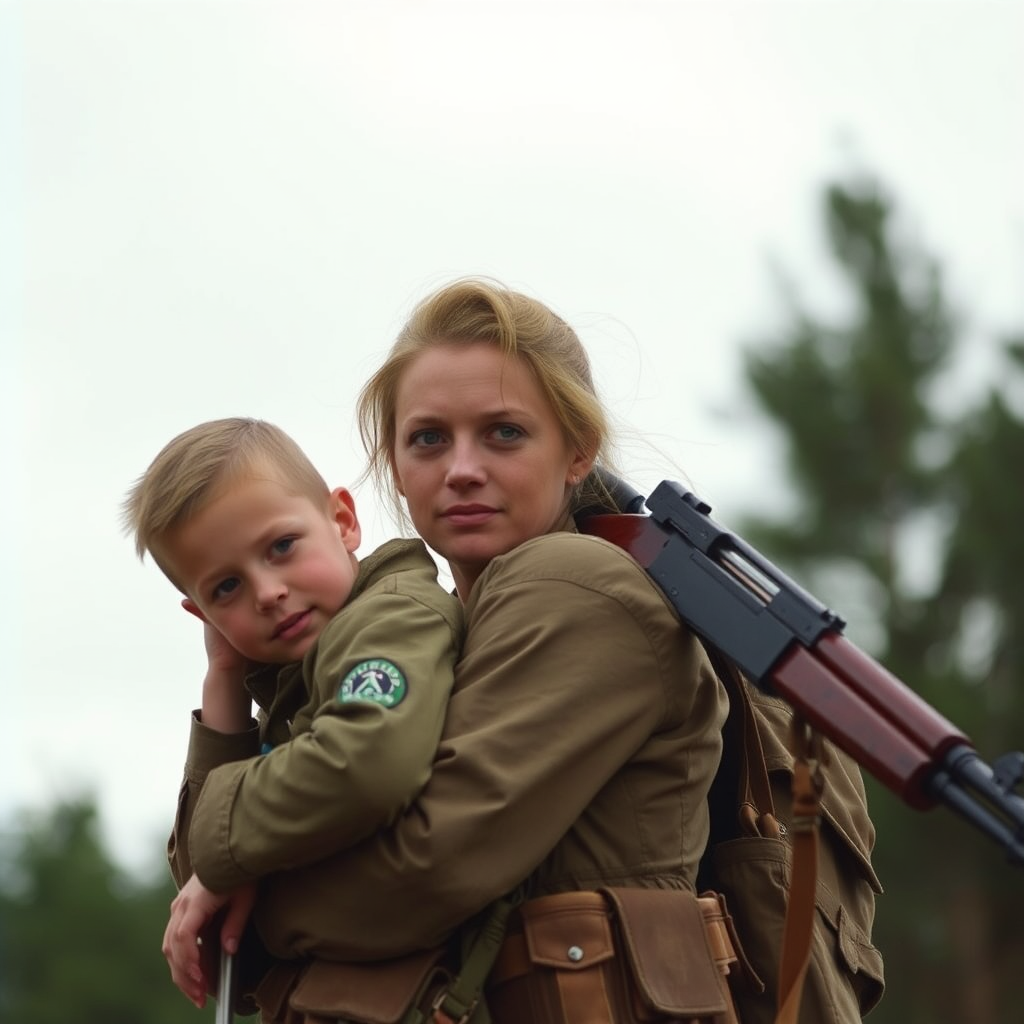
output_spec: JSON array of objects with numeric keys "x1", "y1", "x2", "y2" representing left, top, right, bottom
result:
[{"x1": 0, "y1": 799, "x2": 215, "y2": 1023}]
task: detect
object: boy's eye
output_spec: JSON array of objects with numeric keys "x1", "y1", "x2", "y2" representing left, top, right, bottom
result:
[
  {"x1": 410, "y1": 429, "x2": 445, "y2": 448},
  {"x1": 271, "y1": 536, "x2": 296, "y2": 557},
  {"x1": 212, "y1": 577, "x2": 240, "y2": 600}
]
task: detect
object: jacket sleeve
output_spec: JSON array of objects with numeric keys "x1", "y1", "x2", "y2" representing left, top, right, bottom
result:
[
  {"x1": 188, "y1": 587, "x2": 460, "y2": 889},
  {"x1": 167, "y1": 713, "x2": 261, "y2": 887},
  {"x1": 255, "y1": 534, "x2": 725, "y2": 960}
]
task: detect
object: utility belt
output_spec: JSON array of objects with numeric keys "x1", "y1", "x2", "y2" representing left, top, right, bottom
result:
[{"x1": 252, "y1": 888, "x2": 758, "y2": 1024}]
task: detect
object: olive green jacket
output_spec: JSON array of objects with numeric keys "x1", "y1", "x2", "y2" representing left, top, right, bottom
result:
[{"x1": 167, "y1": 538, "x2": 463, "y2": 888}]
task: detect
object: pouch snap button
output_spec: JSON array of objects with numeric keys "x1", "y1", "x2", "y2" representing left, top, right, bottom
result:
[{"x1": 567, "y1": 945, "x2": 584, "y2": 962}]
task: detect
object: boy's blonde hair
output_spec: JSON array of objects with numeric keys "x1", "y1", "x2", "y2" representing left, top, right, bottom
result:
[
  {"x1": 123, "y1": 417, "x2": 330, "y2": 585},
  {"x1": 356, "y1": 277, "x2": 613, "y2": 527}
]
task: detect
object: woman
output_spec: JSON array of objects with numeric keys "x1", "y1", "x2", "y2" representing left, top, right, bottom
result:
[{"x1": 342, "y1": 277, "x2": 883, "y2": 1024}]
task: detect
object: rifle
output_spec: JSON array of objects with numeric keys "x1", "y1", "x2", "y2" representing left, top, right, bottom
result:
[{"x1": 580, "y1": 476, "x2": 1024, "y2": 866}]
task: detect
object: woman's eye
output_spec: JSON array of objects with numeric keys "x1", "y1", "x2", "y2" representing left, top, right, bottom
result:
[
  {"x1": 212, "y1": 577, "x2": 240, "y2": 601},
  {"x1": 271, "y1": 537, "x2": 296, "y2": 557},
  {"x1": 411, "y1": 429, "x2": 445, "y2": 448},
  {"x1": 492, "y1": 424, "x2": 524, "y2": 442}
]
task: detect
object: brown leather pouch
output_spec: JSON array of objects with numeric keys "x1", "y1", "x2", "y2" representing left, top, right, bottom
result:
[
  {"x1": 284, "y1": 947, "x2": 452, "y2": 1024},
  {"x1": 488, "y1": 888, "x2": 744, "y2": 1024}
]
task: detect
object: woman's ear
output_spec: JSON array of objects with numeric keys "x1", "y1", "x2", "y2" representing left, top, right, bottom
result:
[
  {"x1": 181, "y1": 598, "x2": 207, "y2": 622},
  {"x1": 330, "y1": 487, "x2": 363, "y2": 553},
  {"x1": 567, "y1": 445, "x2": 596, "y2": 487},
  {"x1": 388, "y1": 454, "x2": 406, "y2": 497}
]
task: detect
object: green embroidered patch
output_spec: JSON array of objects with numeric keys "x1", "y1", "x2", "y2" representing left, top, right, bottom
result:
[{"x1": 337, "y1": 659, "x2": 408, "y2": 708}]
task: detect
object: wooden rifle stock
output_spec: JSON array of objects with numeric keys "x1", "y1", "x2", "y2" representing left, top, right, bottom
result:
[{"x1": 581, "y1": 478, "x2": 1024, "y2": 865}]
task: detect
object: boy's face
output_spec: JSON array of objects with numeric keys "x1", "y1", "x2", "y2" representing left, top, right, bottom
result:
[{"x1": 161, "y1": 473, "x2": 362, "y2": 664}]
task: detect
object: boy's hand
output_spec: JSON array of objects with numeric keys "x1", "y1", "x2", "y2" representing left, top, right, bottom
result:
[
  {"x1": 201, "y1": 618, "x2": 250, "y2": 677},
  {"x1": 193, "y1": 619, "x2": 253, "y2": 733},
  {"x1": 162, "y1": 873, "x2": 257, "y2": 1009},
  {"x1": 181, "y1": 600, "x2": 252, "y2": 730}
]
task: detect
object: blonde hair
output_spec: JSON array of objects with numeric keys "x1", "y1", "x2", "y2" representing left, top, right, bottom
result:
[
  {"x1": 356, "y1": 277, "x2": 614, "y2": 527},
  {"x1": 122, "y1": 417, "x2": 330, "y2": 583}
]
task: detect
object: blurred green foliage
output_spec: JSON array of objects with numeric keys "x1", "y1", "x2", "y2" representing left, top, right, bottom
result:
[
  {"x1": 737, "y1": 175, "x2": 1024, "y2": 1023},
  {"x1": 0, "y1": 799, "x2": 215, "y2": 1024}
]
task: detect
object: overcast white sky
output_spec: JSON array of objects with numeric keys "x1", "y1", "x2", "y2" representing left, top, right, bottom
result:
[{"x1": 3, "y1": 0, "x2": 1022, "y2": 877}]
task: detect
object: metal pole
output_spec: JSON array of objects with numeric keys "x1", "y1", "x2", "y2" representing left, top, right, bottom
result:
[{"x1": 215, "y1": 949, "x2": 235, "y2": 1024}]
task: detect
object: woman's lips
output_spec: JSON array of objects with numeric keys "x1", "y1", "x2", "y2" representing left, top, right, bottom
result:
[{"x1": 442, "y1": 505, "x2": 497, "y2": 526}]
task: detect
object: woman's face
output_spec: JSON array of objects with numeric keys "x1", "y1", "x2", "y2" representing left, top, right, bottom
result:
[{"x1": 392, "y1": 341, "x2": 592, "y2": 597}]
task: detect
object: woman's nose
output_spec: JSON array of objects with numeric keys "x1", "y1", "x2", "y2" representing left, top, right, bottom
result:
[{"x1": 444, "y1": 439, "x2": 487, "y2": 487}]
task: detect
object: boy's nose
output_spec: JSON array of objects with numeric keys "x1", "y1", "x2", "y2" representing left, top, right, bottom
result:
[{"x1": 254, "y1": 574, "x2": 288, "y2": 609}]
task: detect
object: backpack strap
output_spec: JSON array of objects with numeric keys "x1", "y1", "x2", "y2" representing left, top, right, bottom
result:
[
  {"x1": 703, "y1": 646, "x2": 780, "y2": 840},
  {"x1": 428, "y1": 893, "x2": 518, "y2": 1024},
  {"x1": 704, "y1": 646, "x2": 823, "y2": 1024}
]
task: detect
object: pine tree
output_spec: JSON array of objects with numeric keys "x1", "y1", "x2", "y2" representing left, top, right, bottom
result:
[{"x1": 735, "y1": 176, "x2": 1024, "y2": 1024}]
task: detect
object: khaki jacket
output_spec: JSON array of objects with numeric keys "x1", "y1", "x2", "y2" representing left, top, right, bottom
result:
[
  {"x1": 254, "y1": 528, "x2": 730, "y2": 961},
  {"x1": 167, "y1": 538, "x2": 463, "y2": 888}
]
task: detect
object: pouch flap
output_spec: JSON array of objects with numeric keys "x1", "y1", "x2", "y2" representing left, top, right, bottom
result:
[
  {"x1": 603, "y1": 887, "x2": 727, "y2": 1017},
  {"x1": 520, "y1": 890, "x2": 614, "y2": 971},
  {"x1": 834, "y1": 905, "x2": 885, "y2": 1013},
  {"x1": 288, "y1": 948, "x2": 449, "y2": 1024},
  {"x1": 254, "y1": 961, "x2": 304, "y2": 1019}
]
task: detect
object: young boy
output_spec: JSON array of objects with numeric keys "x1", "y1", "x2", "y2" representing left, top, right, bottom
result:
[{"x1": 123, "y1": 417, "x2": 463, "y2": 1009}]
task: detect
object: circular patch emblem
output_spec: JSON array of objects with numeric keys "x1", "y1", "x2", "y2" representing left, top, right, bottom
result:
[{"x1": 337, "y1": 659, "x2": 408, "y2": 708}]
